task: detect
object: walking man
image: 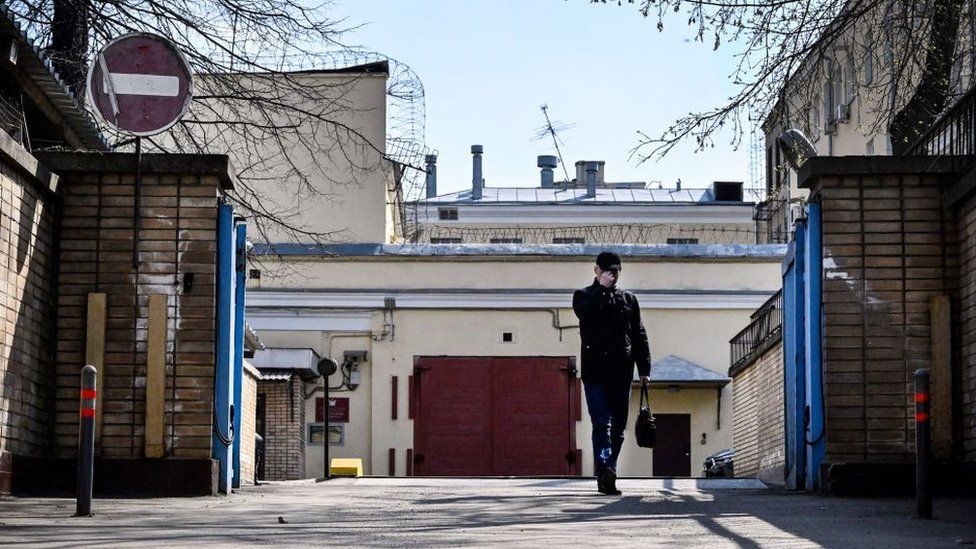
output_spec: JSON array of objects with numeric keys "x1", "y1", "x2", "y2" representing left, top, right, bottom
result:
[{"x1": 573, "y1": 251, "x2": 651, "y2": 495}]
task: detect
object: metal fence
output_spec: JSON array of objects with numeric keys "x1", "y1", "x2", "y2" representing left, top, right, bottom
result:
[
  {"x1": 904, "y1": 85, "x2": 976, "y2": 172},
  {"x1": 729, "y1": 290, "x2": 783, "y2": 373},
  {"x1": 753, "y1": 198, "x2": 791, "y2": 244}
]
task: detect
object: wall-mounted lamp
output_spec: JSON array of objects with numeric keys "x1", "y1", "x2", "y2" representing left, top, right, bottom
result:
[{"x1": 700, "y1": 433, "x2": 707, "y2": 445}]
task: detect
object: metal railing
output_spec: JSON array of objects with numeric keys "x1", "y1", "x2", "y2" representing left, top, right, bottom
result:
[
  {"x1": 904, "y1": 85, "x2": 976, "y2": 172},
  {"x1": 729, "y1": 290, "x2": 783, "y2": 373},
  {"x1": 753, "y1": 198, "x2": 791, "y2": 244}
]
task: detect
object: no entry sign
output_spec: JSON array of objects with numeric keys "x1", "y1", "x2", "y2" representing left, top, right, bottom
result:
[{"x1": 86, "y1": 33, "x2": 193, "y2": 136}]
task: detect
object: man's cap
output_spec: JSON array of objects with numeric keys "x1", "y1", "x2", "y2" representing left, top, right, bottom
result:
[{"x1": 596, "y1": 251, "x2": 621, "y2": 271}]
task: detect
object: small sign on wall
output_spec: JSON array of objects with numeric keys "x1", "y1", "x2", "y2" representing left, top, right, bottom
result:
[
  {"x1": 309, "y1": 423, "x2": 344, "y2": 446},
  {"x1": 315, "y1": 397, "x2": 350, "y2": 423}
]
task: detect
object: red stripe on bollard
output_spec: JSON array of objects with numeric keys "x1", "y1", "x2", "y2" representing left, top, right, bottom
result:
[
  {"x1": 915, "y1": 393, "x2": 929, "y2": 403},
  {"x1": 916, "y1": 412, "x2": 930, "y2": 422},
  {"x1": 81, "y1": 389, "x2": 97, "y2": 399},
  {"x1": 81, "y1": 408, "x2": 96, "y2": 418}
]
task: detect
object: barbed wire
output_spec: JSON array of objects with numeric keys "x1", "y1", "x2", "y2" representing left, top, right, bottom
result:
[{"x1": 407, "y1": 222, "x2": 762, "y2": 245}]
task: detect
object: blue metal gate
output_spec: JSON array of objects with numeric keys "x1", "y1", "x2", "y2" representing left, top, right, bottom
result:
[
  {"x1": 214, "y1": 204, "x2": 247, "y2": 494},
  {"x1": 782, "y1": 203, "x2": 825, "y2": 490}
]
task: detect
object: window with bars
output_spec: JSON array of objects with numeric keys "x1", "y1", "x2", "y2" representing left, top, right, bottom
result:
[
  {"x1": 552, "y1": 237, "x2": 584, "y2": 244},
  {"x1": 430, "y1": 237, "x2": 462, "y2": 244},
  {"x1": 438, "y1": 207, "x2": 458, "y2": 220},
  {"x1": 490, "y1": 238, "x2": 523, "y2": 244},
  {"x1": 667, "y1": 238, "x2": 699, "y2": 245}
]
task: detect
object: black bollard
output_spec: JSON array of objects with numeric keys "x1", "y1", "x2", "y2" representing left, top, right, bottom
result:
[
  {"x1": 914, "y1": 369, "x2": 932, "y2": 520},
  {"x1": 76, "y1": 364, "x2": 97, "y2": 517}
]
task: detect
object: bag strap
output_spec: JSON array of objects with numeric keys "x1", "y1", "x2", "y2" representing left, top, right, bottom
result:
[{"x1": 640, "y1": 382, "x2": 650, "y2": 408}]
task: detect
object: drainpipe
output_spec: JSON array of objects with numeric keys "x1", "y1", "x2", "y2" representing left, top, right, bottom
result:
[
  {"x1": 231, "y1": 220, "x2": 246, "y2": 489},
  {"x1": 471, "y1": 145, "x2": 483, "y2": 200},
  {"x1": 425, "y1": 154, "x2": 438, "y2": 199},
  {"x1": 585, "y1": 161, "x2": 598, "y2": 198},
  {"x1": 538, "y1": 155, "x2": 558, "y2": 188}
]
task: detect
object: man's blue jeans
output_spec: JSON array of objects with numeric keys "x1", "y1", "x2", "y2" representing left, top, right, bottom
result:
[{"x1": 583, "y1": 379, "x2": 632, "y2": 477}]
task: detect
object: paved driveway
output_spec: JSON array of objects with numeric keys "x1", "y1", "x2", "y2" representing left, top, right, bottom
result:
[{"x1": 1, "y1": 477, "x2": 974, "y2": 547}]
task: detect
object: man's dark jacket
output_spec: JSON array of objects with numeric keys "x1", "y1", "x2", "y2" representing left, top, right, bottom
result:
[{"x1": 573, "y1": 279, "x2": 652, "y2": 384}]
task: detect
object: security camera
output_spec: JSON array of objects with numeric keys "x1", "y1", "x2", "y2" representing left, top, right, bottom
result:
[{"x1": 777, "y1": 129, "x2": 818, "y2": 171}]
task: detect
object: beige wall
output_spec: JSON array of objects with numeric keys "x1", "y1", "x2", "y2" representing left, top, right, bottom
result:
[
  {"x1": 247, "y1": 254, "x2": 783, "y2": 477},
  {"x1": 179, "y1": 72, "x2": 394, "y2": 244}
]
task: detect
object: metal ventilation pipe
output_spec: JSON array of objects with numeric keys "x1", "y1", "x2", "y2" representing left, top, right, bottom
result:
[
  {"x1": 585, "y1": 161, "x2": 598, "y2": 198},
  {"x1": 471, "y1": 145, "x2": 484, "y2": 200},
  {"x1": 425, "y1": 154, "x2": 438, "y2": 199},
  {"x1": 537, "y1": 155, "x2": 558, "y2": 188}
]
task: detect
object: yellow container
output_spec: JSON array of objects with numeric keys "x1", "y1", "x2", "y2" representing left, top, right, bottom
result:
[{"x1": 330, "y1": 458, "x2": 363, "y2": 477}]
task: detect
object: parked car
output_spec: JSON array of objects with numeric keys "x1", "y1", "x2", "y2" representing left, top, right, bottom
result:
[{"x1": 703, "y1": 448, "x2": 734, "y2": 478}]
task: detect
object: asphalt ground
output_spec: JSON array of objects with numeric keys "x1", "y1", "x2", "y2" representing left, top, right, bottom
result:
[{"x1": 1, "y1": 477, "x2": 975, "y2": 548}]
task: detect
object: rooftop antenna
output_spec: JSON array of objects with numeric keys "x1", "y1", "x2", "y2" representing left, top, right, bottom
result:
[{"x1": 532, "y1": 104, "x2": 574, "y2": 183}]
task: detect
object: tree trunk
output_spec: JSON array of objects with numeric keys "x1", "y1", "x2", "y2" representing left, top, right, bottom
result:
[
  {"x1": 889, "y1": 0, "x2": 966, "y2": 154},
  {"x1": 50, "y1": 0, "x2": 90, "y2": 97}
]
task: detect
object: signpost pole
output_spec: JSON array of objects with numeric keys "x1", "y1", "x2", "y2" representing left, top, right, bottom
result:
[
  {"x1": 324, "y1": 374, "x2": 330, "y2": 481},
  {"x1": 132, "y1": 136, "x2": 142, "y2": 269}
]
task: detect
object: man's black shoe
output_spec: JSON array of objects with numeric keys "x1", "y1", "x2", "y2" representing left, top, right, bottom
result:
[{"x1": 597, "y1": 468, "x2": 621, "y2": 495}]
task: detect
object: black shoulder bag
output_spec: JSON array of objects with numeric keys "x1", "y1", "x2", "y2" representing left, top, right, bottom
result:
[{"x1": 634, "y1": 382, "x2": 656, "y2": 448}]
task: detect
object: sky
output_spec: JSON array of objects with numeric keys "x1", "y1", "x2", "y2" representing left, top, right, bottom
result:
[{"x1": 330, "y1": 0, "x2": 758, "y2": 196}]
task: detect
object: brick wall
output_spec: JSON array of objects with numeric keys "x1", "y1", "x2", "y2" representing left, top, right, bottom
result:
[
  {"x1": 37, "y1": 153, "x2": 227, "y2": 461},
  {"x1": 257, "y1": 376, "x2": 307, "y2": 480},
  {"x1": 813, "y1": 171, "x2": 957, "y2": 464},
  {"x1": 0, "y1": 137, "x2": 59, "y2": 494},
  {"x1": 957, "y1": 194, "x2": 976, "y2": 463},
  {"x1": 240, "y1": 361, "x2": 259, "y2": 485},
  {"x1": 731, "y1": 339, "x2": 785, "y2": 484}
]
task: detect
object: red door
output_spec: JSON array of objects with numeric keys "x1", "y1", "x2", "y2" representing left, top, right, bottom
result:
[{"x1": 412, "y1": 357, "x2": 581, "y2": 476}]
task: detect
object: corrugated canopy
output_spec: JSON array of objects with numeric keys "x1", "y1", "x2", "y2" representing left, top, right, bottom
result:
[
  {"x1": 639, "y1": 355, "x2": 731, "y2": 387},
  {"x1": 0, "y1": 4, "x2": 109, "y2": 150}
]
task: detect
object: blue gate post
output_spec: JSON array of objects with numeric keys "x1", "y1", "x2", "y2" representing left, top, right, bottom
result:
[
  {"x1": 803, "y1": 203, "x2": 826, "y2": 489},
  {"x1": 783, "y1": 221, "x2": 808, "y2": 490},
  {"x1": 213, "y1": 203, "x2": 236, "y2": 494},
  {"x1": 231, "y1": 221, "x2": 246, "y2": 489}
]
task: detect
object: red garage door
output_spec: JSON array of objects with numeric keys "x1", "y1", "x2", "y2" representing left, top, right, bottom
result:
[{"x1": 411, "y1": 357, "x2": 581, "y2": 476}]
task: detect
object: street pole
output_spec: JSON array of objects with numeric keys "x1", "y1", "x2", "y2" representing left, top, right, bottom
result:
[
  {"x1": 914, "y1": 369, "x2": 932, "y2": 519},
  {"x1": 324, "y1": 373, "x2": 330, "y2": 481},
  {"x1": 76, "y1": 365, "x2": 97, "y2": 517},
  {"x1": 315, "y1": 357, "x2": 337, "y2": 482}
]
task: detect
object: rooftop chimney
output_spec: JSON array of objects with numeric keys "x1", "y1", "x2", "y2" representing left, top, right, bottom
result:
[
  {"x1": 585, "y1": 161, "x2": 598, "y2": 198},
  {"x1": 574, "y1": 160, "x2": 606, "y2": 187},
  {"x1": 537, "y1": 155, "x2": 558, "y2": 188},
  {"x1": 471, "y1": 145, "x2": 483, "y2": 200},
  {"x1": 425, "y1": 154, "x2": 438, "y2": 199}
]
